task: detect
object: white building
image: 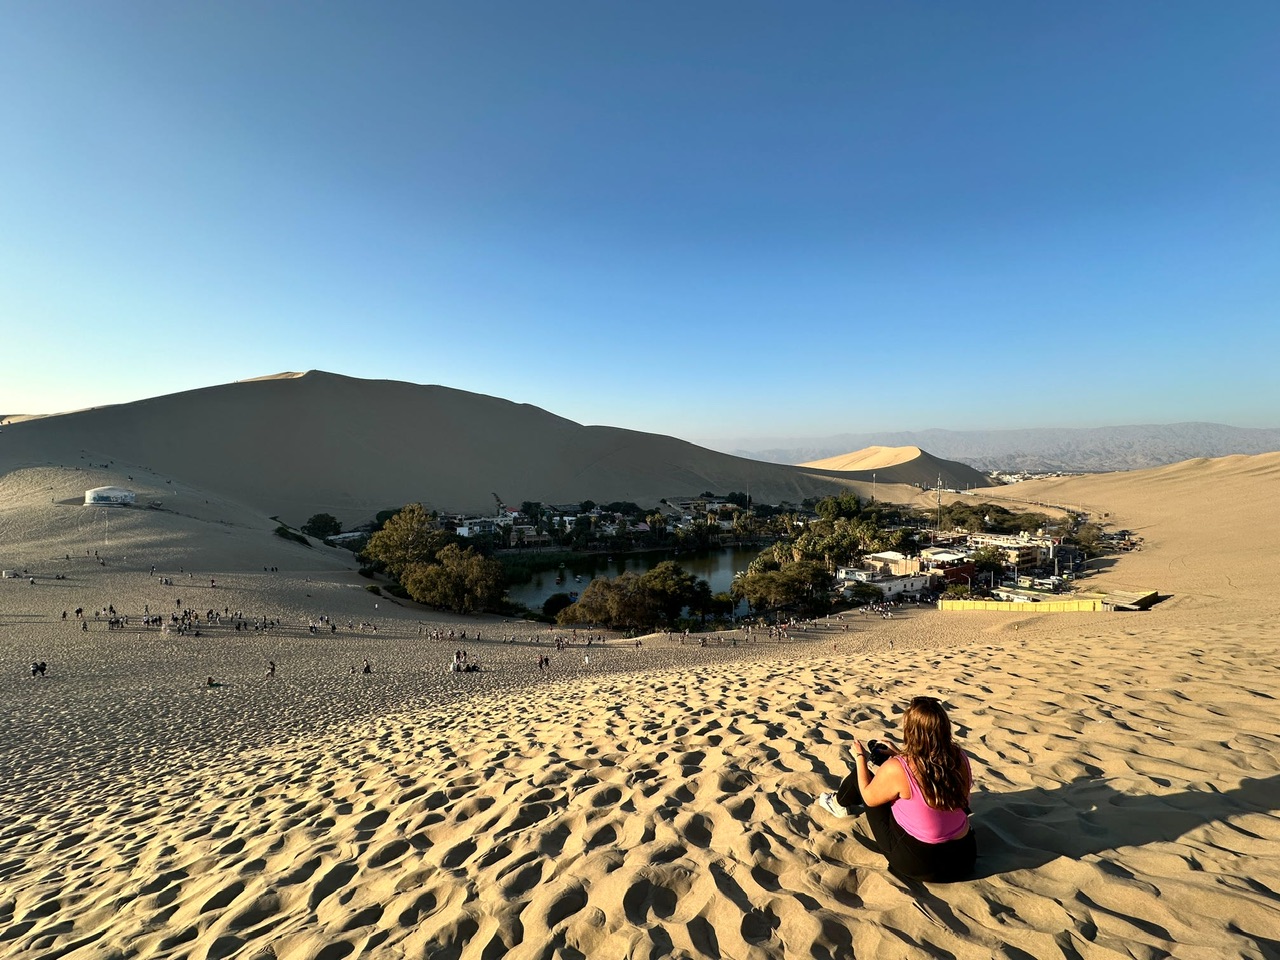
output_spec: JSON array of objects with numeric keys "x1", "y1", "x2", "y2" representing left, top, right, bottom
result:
[
  {"x1": 838, "y1": 567, "x2": 934, "y2": 599},
  {"x1": 856, "y1": 574, "x2": 933, "y2": 599},
  {"x1": 84, "y1": 486, "x2": 135, "y2": 506}
]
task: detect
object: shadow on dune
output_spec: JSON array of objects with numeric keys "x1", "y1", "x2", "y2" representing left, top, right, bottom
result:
[
  {"x1": 1068, "y1": 557, "x2": 1121, "y2": 583},
  {"x1": 878, "y1": 774, "x2": 1280, "y2": 956},
  {"x1": 967, "y1": 772, "x2": 1280, "y2": 879}
]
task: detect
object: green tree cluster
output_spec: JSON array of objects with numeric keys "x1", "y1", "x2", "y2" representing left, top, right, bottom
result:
[
  {"x1": 372, "y1": 507, "x2": 406, "y2": 532},
  {"x1": 557, "y1": 561, "x2": 711, "y2": 631},
  {"x1": 745, "y1": 515, "x2": 912, "y2": 576},
  {"x1": 362, "y1": 504, "x2": 459, "y2": 579},
  {"x1": 644, "y1": 511, "x2": 669, "y2": 544},
  {"x1": 401, "y1": 544, "x2": 504, "y2": 614},
  {"x1": 730, "y1": 499, "x2": 923, "y2": 616},
  {"x1": 561, "y1": 572, "x2": 657, "y2": 631},
  {"x1": 542, "y1": 592, "x2": 575, "y2": 620},
  {"x1": 1073, "y1": 522, "x2": 1103, "y2": 552},
  {"x1": 568, "y1": 514, "x2": 594, "y2": 548},
  {"x1": 935, "y1": 501, "x2": 1050, "y2": 536},
  {"x1": 361, "y1": 504, "x2": 503, "y2": 613},
  {"x1": 674, "y1": 519, "x2": 719, "y2": 551},
  {"x1": 301, "y1": 513, "x2": 343, "y2": 538},
  {"x1": 730, "y1": 560, "x2": 832, "y2": 617},
  {"x1": 842, "y1": 581, "x2": 885, "y2": 606},
  {"x1": 969, "y1": 545, "x2": 1008, "y2": 577},
  {"x1": 600, "y1": 501, "x2": 643, "y2": 516},
  {"x1": 814, "y1": 492, "x2": 864, "y2": 522}
]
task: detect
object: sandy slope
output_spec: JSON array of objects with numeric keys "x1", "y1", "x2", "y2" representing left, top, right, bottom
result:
[
  {"x1": 802, "y1": 444, "x2": 923, "y2": 469},
  {"x1": 799, "y1": 446, "x2": 991, "y2": 492},
  {"x1": 2, "y1": 452, "x2": 1279, "y2": 958},
  {"x1": 0, "y1": 371, "x2": 896, "y2": 524}
]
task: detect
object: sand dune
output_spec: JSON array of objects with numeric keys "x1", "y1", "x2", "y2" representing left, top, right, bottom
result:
[
  {"x1": 1019, "y1": 451, "x2": 1280, "y2": 609},
  {"x1": 237, "y1": 371, "x2": 310, "y2": 382},
  {"x1": 0, "y1": 371, "x2": 905, "y2": 526},
  {"x1": 2, "y1": 428, "x2": 1280, "y2": 956},
  {"x1": 801, "y1": 444, "x2": 924, "y2": 471},
  {"x1": 800, "y1": 445, "x2": 991, "y2": 492}
]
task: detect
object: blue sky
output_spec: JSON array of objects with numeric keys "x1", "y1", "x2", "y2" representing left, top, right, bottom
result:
[{"x1": 3, "y1": 3, "x2": 1277, "y2": 442}]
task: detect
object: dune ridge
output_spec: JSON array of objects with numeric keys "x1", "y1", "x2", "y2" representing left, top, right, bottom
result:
[
  {"x1": 800, "y1": 444, "x2": 923, "y2": 471},
  {"x1": 800, "y1": 445, "x2": 990, "y2": 491},
  {"x1": 0, "y1": 371, "x2": 972, "y2": 525}
]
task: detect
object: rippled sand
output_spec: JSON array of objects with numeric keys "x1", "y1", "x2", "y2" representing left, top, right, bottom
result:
[{"x1": 3, "y1": 453, "x2": 1280, "y2": 958}]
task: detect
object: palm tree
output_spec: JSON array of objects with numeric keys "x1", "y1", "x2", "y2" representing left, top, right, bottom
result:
[{"x1": 646, "y1": 512, "x2": 667, "y2": 544}]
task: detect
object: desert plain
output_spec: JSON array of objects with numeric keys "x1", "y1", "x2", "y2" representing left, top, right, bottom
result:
[{"x1": 3, "y1": 444, "x2": 1280, "y2": 959}]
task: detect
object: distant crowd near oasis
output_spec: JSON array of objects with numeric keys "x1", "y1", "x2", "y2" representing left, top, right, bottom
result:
[{"x1": 282, "y1": 489, "x2": 1119, "y2": 634}]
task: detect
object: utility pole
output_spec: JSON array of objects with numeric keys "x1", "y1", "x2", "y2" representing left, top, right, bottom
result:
[{"x1": 935, "y1": 474, "x2": 942, "y2": 538}]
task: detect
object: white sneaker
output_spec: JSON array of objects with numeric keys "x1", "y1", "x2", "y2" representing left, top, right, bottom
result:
[{"x1": 818, "y1": 792, "x2": 849, "y2": 817}]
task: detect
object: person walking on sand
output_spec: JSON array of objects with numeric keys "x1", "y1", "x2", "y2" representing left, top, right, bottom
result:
[{"x1": 816, "y1": 696, "x2": 976, "y2": 883}]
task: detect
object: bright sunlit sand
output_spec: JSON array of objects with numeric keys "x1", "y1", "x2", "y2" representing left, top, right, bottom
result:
[{"x1": 3, "y1": 453, "x2": 1279, "y2": 958}]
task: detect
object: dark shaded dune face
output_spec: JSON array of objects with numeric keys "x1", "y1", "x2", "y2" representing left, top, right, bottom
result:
[{"x1": 0, "y1": 371, "x2": 865, "y2": 524}]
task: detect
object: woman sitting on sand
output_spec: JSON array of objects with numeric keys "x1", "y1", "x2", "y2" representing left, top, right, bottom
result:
[{"x1": 817, "y1": 696, "x2": 976, "y2": 882}]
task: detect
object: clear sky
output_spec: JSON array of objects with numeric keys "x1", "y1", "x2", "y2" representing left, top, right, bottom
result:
[{"x1": 3, "y1": 3, "x2": 1277, "y2": 442}]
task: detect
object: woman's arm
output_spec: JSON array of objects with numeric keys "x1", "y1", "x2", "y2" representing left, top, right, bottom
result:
[{"x1": 853, "y1": 739, "x2": 909, "y2": 807}]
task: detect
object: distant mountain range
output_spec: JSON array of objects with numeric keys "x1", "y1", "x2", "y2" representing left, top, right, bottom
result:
[{"x1": 705, "y1": 424, "x2": 1280, "y2": 475}]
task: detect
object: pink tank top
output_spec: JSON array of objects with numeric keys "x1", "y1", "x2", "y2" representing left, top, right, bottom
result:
[{"x1": 890, "y1": 754, "x2": 970, "y2": 844}]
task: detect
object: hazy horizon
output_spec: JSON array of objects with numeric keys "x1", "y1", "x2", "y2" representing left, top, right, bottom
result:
[
  {"x1": 4, "y1": 5, "x2": 1277, "y2": 437},
  {"x1": 695, "y1": 420, "x2": 1280, "y2": 451}
]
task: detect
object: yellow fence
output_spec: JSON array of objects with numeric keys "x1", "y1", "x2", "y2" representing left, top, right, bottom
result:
[{"x1": 939, "y1": 598, "x2": 1109, "y2": 613}]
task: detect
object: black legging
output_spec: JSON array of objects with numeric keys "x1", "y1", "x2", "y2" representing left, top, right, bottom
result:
[{"x1": 836, "y1": 767, "x2": 977, "y2": 883}]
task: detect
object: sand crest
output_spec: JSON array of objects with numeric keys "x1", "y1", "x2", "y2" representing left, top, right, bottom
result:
[
  {"x1": 0, "y1": 371, "x2": 926, "y2": 522},
  {"x1": 799, "y1": 445, "x2": 990, "y2": 491}
]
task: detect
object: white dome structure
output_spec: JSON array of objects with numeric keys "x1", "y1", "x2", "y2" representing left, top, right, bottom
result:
[{"x1": 84, "y1": 486, "x2": 135, "y2": 506}]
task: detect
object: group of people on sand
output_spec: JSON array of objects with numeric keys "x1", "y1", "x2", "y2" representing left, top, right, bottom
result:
[
  {"x1": 419, "y1": 627, "x2": 481, "y2": 642},
  {"x1": 863, "y1": 600, "x2": 902, "y2": 619},
  {"x1": 58, "y1": 592, "x2": 329, "y2": 638},
  {"x1": 450, "y1": 650, "x2": 480, "y2": 673}
]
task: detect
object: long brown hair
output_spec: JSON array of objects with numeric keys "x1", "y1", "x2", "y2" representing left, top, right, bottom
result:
[{"x1": 902, "y1": 697, "x2": 969, "y2": 811}]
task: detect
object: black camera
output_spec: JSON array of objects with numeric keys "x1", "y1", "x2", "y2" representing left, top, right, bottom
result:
[{"x1": 867, "y1": 739, "x2": 895, "y2": 764}]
